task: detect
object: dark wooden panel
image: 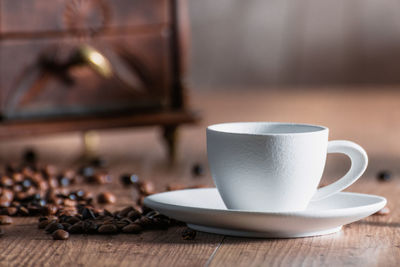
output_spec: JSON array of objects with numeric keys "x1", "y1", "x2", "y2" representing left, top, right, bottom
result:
[
  {"x1": 0, "y1": 0, "x2": 169, "y2": 34},
  {"x1": 0, "y1": 31, "x2": 171, "y2": 117}
]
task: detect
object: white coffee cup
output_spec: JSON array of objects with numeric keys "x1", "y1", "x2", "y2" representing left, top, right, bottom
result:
[{"x1": 207, "y1": 122, "x2": 368, "y2": 212}]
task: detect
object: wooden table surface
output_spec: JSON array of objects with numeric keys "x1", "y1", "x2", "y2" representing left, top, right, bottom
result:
[{"x1": 0, "y1": 88, "x2": 399, "y2": 267}]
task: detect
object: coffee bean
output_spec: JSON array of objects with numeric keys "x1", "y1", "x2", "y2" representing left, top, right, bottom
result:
[
  {"x1": 120, "y1": 174, "x2": 140, "y2": 186},
  {"x1": 137, "y1": 217, "x2": 153, "y2": 229},
  {"x1": 27, "y1": 205, "x2": 41, "y2": 215},
  {"x1": 38, "y1": 216, "x2": 48, "y2": 222},
  {"x1": 98, "y1": 224, "x2": 118, "y2": 234},
  {"x1": 6, "y1": 207, "x2": 17, "y2": 216},
  {"x1": 0, "y1": 176, "x2": 13, "y2": 187},
  {"x1": 191, "y1": 163, "x2": 204, "y2": 177},
  {"x1": 0, "y1": 227, "x2": 4, "y2": 237},
  {"x1": 59, "y1": 177, "x2": 70, "y2": 187},
  {"x1": 63, "y1": 199, "x2": 77, "y2": 207},
  {"x1": 23, "y1": 148, "x2": 37, "y2": 164},
  {"x1": 83, "y1": 221, "x2": 99, "y2": 234},
  {"x1": 67, "y1": 193, "x2": 77, "y2": 201},
  {"x1": 102, "y1": 209, "x2": 114, "y2": 217},
  {"x1": 18, "y1": 206, "x2": 29, "y2": 216},
  {"x1": 22, "y1": 179, "x2": 32, "y2": 189},
  {"x1": 74, "y1": 190, "x2": 84, "y2": 199},
  {"x1": 5, "y1": 164, "x2": 16, "y2": 175},
  {"x1": 52, "y1": 229, "x2": 69, "y2": 240},
  {"x1": 182, "y1": 228, "x2": 196, "y2": 240},
  {"x1": 2, "y1": 189, "x2": 13, "y2": 201},
  {"x1": 145, "y1": 211, "x2": 160, "y2": 219},
  {"x1": 79, "y1": 166, "x2": 95, "y2": 177},
  {"x1": 68, "y1": 221, "x2": 85, "y2": 234},
  {"x1": 12, "y1": 173, "x2": 24, "y2": 183},
  {"x1": 97, "y1": 192, "x2": 116, "y2": 204},
  {"x1": 12, "y1": 184, "x2": 22, "y2": 193},
  {"x1": 0, "y1": 215, "x2": 13, "y2": 225},
  {"x1": 0, "y1": 198, "x2": 11, "y2": 208},
  {"x1": 82, "y1": 208, "x2": 96, "y2": 220},
  {"x1": 45, "y1": 222, "x2": 64, "y2": 233},
  {"x1": 115, "y1": 220, "x2": 130, "y2": 229},
  {"x1": 87, "y1": 173, "x2": 112, "y2": 184},
  {"x1": 61, "y1": 223, "x2": 71, "y2": 229},
  {"x1": 377, "y1": 171, "x2": 392, "y2": 182},
  {"x1": 38, "y1": 219, "x2": 54, "y2": 229},
  {"x1": 122, "y1": 223, "x2": 142, "y2": 234},
  {"x1": 127, "y1": 210, "x2": 141, "y2": 221},
  {"x1": 89, "y1": 157, "x2": 107, "y2": 168},
  {"x1": 141, "y1": 206, "x2": 154, "y2": 216},
  {"x1": 138, "y1": 181, "x2": 155, "y2": 196},
  {"x1": 43, "y1": 165, "x2": 58, "y2": 177},
  {"x1": 374, "y1": 206, "x2": 390, "y2": 215},
  {"x1": 118, "y1": 206, "x2": 134, "y2": 217},
  {"x1": 66, "y1": 216, "x2": 81, "y2": 225},
  {"x1": 44, "y1": 204, "x2": 58, "y2": 215}
]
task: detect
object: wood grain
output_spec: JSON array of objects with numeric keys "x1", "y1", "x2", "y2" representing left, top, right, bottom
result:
[{"x1": 0, "y1": 88, "x2": 399, "y2": 266}]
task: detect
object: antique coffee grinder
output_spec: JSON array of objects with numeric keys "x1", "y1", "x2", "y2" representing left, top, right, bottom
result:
[{"x1": 0, "y1": 0, "x2": 199, "y2": 160}]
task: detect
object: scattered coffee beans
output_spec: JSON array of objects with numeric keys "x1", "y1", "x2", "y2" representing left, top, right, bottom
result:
[
  {"x1": 0, "y1": 215, "x2": 13, "y2": 225},
  {"x1": 0, "y1": 161, "x2": 100, "y2": 219},
  {"x1": 97, "y1": 192, "x2": 116, "y2": 204},
  {"x1": 182, "y1": 228, "x2": 196, "y2": 240},
  {"x1": 377, "y1": 171, "x2": 392, "y2": 182},
  {"x1": 1, "y1": 151, "x2": 200, "y2": 241},
  {"x1": 374, "y1": 206, "x2": 390, "y2": 216},
  {"x1": 53, "y1": 229, "x2": 69, "y2": 240}
]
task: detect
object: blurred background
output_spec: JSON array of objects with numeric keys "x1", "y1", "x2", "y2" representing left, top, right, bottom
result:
[{"x1": 189, "y1": 0, "x2": 400, "y2": 88}]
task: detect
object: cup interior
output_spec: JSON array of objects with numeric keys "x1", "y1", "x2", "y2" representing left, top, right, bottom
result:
[{"x1": 207, "y1": 122, "x2": 327, "y2": 135}]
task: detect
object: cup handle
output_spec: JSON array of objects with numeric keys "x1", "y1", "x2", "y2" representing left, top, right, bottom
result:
[{"x1": 311, "y1": 140, "x2": 368, "y2": 201}]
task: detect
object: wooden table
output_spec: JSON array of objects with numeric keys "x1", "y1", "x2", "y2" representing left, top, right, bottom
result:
[{"x1": 0, "y1": 88, "x2": 399, "y2": 266}]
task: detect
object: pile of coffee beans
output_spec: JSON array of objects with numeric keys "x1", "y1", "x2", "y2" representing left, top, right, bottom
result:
[{"x1": 39, "y1": 205, "x2": 185, "y2": 240}]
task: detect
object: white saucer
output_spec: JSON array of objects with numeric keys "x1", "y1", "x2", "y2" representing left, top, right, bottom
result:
[{"x1": 144, "y1": 188, "x2": 386, "y2": 238}]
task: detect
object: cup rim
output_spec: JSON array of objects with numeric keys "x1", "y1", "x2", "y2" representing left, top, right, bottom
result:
[{"x1": 207, "y1": 122, "x2": 328, "y2": 136}]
